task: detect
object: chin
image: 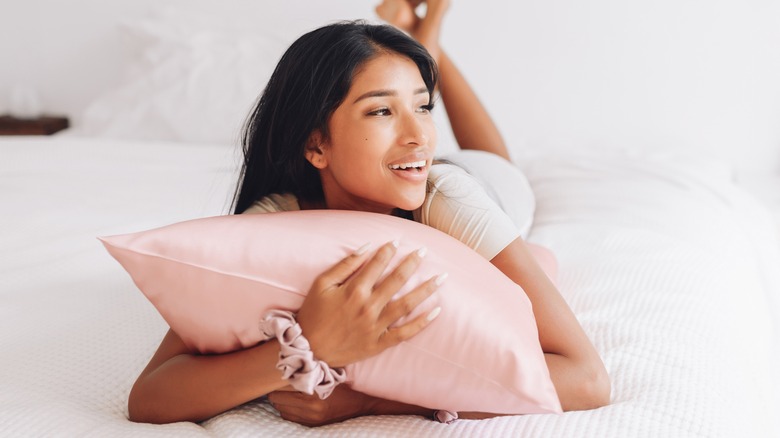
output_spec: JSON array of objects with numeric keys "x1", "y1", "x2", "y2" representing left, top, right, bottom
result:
[{"x1": 396, "y1": 195, "x2": 426, "y2": 212}]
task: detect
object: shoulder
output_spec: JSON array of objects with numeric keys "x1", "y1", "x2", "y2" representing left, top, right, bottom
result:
[
  {"x1": 243, "y1": 193, "x2": 301, "y2": 214},
  {"x1": 425, "y1": 162, "x2": 486, "y2": 199},
  {"x1": 418, "y1": 162, "x2": 496, "y2": 224},
  {"x1": 432, "y1": 151, "x2": 536, "y2": 238},
  {"x1": 427, "y1": 161, "x2": 475, "y2": 184},
  {"x1": 416, "y1": 161, "x2": 522, "y2": 260}
]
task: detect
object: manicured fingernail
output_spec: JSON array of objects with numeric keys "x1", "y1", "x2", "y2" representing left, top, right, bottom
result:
[
  {"x1": 353, "y1": 243, "x2": 372, "y2": 256},
  {"x1": 416, "y1": 246, "x2": 428, "y2": 258},
  {"x1": 427, "y1": 307, "x2": 442, "y2": 321},
  {"x1": 390, "y1": 239, "x2": 400, "y2": 248},
  {"x1": 435, "y1": 272, "x2": 449, "y2": 286}
]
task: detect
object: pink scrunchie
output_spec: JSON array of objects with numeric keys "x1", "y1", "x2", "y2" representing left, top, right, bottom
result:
[{"x1": 259, "y1": 310, "x2": 346, "y2": 399}]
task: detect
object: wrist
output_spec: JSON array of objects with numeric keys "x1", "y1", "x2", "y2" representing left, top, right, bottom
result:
[
  {"x1": 259, "y1": 310, "x2": 346, "y2": 399},
  {"x1": 295, "y1": 309, "x2": 343, "y2": 368}
]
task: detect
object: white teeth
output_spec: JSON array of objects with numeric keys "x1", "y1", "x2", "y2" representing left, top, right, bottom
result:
[{"x1": 389, "y1": 160, "x2": 426, "y2": 170}]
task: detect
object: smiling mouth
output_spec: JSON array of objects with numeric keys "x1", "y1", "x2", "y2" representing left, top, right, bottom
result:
[{"x1": 388, "y1": 160, "x2": 427, "y2": 171}]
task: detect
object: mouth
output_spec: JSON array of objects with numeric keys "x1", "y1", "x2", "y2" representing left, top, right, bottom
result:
[{"x1": 388, "y1": 160, "x2": 427, "y2": 173}]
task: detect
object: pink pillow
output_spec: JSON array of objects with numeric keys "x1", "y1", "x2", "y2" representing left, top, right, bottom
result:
[{"x1": 100, "y1": 210, "x2": 561, "y2": 415}]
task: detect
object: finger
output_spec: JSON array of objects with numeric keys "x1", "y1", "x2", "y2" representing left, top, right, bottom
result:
[
  {"x1": 372, "y1": 247, "x2": 427, "y2": 305},
  {"x1": 312, "y1": 242, "x2": 373, "y2": 292},
  {"x1": 267, "y1": 391, "x2": 319, "y2": 408},
  {"x1": 347, "y1": 240, "x2": 399, "y2": 294},
  {"x1": 269, "y1": 395, "x2": 328, "y2": 426},
  {"x1": 277, "y1": 411, "x2": 322, "y2": 428},
  {"x1": 379, "y1": 272, "x2": 446, "y2": 327},
  {"x1": 379, "y1": 304, "x2": 442, "y2": 349},
  {"x1": 272, "y1": 402, "x2": 315, "y2": 423},
  {"x1": 267, "y1": 391, "x2": 297, "y2": 406}
]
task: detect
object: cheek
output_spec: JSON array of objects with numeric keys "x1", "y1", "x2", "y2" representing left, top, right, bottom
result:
[
  {"x1": 327, "y1": 140, "x2": 381, "y2": 177},
  {"x1": 424, "y1": 120, "x2": 438, "y2": 149}
]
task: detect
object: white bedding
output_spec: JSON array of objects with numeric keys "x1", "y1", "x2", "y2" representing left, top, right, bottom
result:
[{"x1": 2, "y1": 137, "x2": 778, "y2": 437}]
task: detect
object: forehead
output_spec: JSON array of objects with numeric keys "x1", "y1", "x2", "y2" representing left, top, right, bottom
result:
[{"x1": 348, "y1": 52, "x2": 426, "y2": 94}]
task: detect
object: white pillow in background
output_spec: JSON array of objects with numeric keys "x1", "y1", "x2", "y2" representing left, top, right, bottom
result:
[
  {"x1": 74, "y1": 3, "x2": 379, "y2": 145},
  {"x1": 76, "y1": 7, "x2": 289, "y2": 145}
]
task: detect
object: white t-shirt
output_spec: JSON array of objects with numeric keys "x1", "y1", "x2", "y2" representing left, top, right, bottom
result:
[{"x1": 244, "y1": 151, "x2": 534, "y2": 261}]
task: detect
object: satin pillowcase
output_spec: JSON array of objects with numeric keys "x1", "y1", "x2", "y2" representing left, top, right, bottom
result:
[{"x1": 100, "y1": 210, "x2": 561, "y2": 415}]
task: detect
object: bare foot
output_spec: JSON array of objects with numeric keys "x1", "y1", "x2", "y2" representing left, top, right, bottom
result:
[
  {"x1": 376, "y1": 1, "x2": 450, "y2": 62},
  {"x1": 375, "y1": 0, "x2": 420, "y2": 33},
  {"x1": 413, "y1": 0, "x2": 449, "y2": 62}
]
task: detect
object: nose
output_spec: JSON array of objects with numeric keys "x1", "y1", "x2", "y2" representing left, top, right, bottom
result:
[{"x1": 398, "y1": 111, "x2": 429, "y2": 147}]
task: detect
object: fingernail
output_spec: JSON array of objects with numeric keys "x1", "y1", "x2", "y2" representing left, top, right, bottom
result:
[
  {"x1": 416, "y1": 246, "x2": 428, "y2": 258},
  {"x1": 426, "y1": 307, "x2": 442, "y2": 321},
  {"x1": 353, "y1": 243, "x2": 372, "y2": 256},
  {"x1": 435, "y1": 272, "x2": 449, "y2": 286},
  {"x1": 390, "y1": 239, "x2": 400, "y2": 248}
]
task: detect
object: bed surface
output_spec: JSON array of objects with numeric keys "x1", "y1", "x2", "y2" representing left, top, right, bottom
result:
[{"x1": 1, "y1": 136, "x2": 778, "y2": 437}]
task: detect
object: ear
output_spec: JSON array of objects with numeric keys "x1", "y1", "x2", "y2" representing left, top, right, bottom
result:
[{"x1": 304, "y1": 130, "x2": 328, "y2": 169}]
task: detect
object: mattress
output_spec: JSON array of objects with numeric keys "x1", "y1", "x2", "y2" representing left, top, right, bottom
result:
[{"x1": 1, "y1": 137, "x2": 778, "y2": 437}]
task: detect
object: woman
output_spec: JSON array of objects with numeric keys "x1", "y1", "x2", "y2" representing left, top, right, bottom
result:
[{"x1": 128, "y1": 0, "x2": 610, "y2": 426}]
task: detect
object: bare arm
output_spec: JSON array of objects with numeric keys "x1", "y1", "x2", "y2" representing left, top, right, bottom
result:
[
  {"x1": 129, "y1": 242, "x2": 443, "y2": 424},
  {"x1": 271, "y1": 238, "x2": 610, "y2": 425},
  {"x1": 269, "y1": 1, "x2": 609, "y2": 425},
  {"x1": 435, "y1": 51, "x2": 510, "y2": 161},
  {"x1": 414, "y1": 0, "x2": 609, "y2": 412},
  {"x1": 129, "y1": 330, "x2": 288, "y2": 424},
  {"x1": 268, "y1": 385, "x2": 435, "y2": 426},
  {"x1": 490, "y1": 238, "x2": 611, "y2": 411},
  {"x1": 384, "y1": 0, "x2": 609, "y2": 409}
]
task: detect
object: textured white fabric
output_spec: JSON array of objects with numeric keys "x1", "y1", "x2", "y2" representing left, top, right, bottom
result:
[{"x1": 1, "y1": 137, "x2": 778, "y2": 437}]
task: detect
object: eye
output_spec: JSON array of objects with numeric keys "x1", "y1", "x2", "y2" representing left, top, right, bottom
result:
[
  {"x1": 367, "y1": 107, "x2": 391, "y2": 116},
  {"x1": 417, "y1": 103, "x2": 435, "y2": 114}
]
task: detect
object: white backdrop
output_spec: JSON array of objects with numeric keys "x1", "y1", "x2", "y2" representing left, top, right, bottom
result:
[{"x1": 2, "y1": 0, "x2": 779, "y2": 174}]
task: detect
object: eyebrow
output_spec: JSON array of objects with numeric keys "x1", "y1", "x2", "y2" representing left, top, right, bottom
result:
[{"x1": 353, "y1": 87, "x2": 429, "y2": 104}]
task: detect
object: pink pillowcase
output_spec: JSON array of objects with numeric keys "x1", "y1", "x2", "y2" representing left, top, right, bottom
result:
[{"x1": 100, "y1": 210, "x2": 561, "y2": 415}]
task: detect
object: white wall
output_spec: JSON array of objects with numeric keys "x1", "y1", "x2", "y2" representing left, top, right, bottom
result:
[
  {"x1": 2, "y1": 0, "x2": 778, "y2": 174},
  {"x1": 0, "y1": 0, "x2": 375, "y2": 120},
  {"x1": 0, "y1": 0, "x2": 152, "y2": 118},
  {"x1": 441, "y1": 0, "x2": 780, "y2": 174}
]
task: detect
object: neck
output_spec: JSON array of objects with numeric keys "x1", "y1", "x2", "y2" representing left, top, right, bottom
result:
[{"x1": 298, "y1": 197, "x2": 326, "y2": 211}]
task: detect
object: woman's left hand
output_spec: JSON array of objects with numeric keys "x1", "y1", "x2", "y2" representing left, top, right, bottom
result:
[{"x1": 267, "y1": 385, "x2": 376, "y2": 427}]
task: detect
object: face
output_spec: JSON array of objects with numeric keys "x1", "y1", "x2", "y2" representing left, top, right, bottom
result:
[{"x1": 308, "y1": 52, "x2": 437, "y2": 214}]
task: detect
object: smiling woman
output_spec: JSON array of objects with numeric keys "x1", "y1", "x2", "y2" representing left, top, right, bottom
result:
[
  {"x1": 309, "y1": 53, "x2": 437, "y2": 213},
  {"x1": 127, "y1": 0, "x2": 609, "y2": 427}
]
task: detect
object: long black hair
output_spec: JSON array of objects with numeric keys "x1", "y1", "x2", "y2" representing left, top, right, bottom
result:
[{"x1": 231, "y1": 20, "x2": 439, "y2": 214}]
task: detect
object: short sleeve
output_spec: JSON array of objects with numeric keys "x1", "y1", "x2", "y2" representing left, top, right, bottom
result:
[
  {"x1": 414, "y1": 164, "x2": 522, "y2": 260},
  {"x1": 437, "y1": 150, "x2": 535, "y2": 238},
  {"x1": 243, "y1": 193, "x2": 301, "y2": 214}
]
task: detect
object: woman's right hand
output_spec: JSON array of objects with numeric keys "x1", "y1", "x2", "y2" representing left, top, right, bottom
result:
[{"x1": 296, "y1": 241, "x2": 444, "y2": 368}]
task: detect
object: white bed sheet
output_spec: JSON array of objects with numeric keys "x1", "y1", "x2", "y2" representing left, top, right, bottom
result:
[{"x1": 1, "y1": 137, "x2": 778, "y2": 437}]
